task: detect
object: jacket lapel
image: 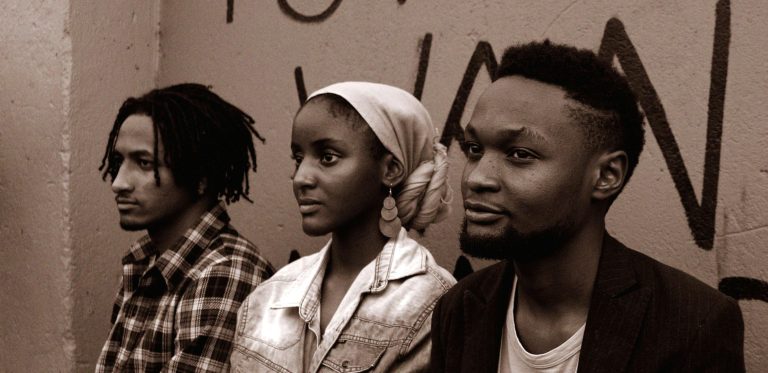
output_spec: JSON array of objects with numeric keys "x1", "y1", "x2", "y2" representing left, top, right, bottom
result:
[
  {"x1": 578, "y1": 234, "x2": 651, "y2": 373},
  {"x1": 461, "y1": 261, "x2": 516, "y2": 372}
]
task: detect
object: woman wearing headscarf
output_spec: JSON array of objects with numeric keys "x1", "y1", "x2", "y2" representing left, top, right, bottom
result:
[{"x1": 229, "y1": 82, "x2": 456, "y2": 372}]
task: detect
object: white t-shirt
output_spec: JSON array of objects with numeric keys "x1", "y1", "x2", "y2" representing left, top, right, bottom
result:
[{"x1": 498, "y1": 278, "x2": 585, "y2": 373}]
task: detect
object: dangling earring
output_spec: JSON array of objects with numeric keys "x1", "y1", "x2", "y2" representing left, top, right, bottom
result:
[{"x1": 379, "y1": 186, "x2": 401, "y2": 238}]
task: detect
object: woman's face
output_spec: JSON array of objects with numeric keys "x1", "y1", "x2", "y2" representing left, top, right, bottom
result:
[{"x1": 290, "y1": 100, "x2": 385, "y2": 236}]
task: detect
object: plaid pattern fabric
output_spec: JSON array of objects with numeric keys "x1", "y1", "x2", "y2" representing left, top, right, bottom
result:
[{"x1": 96, "y1": 203, "x2": 274, "y2": 372}]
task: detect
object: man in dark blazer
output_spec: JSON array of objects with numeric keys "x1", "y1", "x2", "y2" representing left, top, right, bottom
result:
[{"x1": 430, "y1": 41, "x2": 744, "y2": 372}]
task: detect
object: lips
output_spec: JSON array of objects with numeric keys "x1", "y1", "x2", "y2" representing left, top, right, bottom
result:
[
  {"x1": 115, "y1": 196, "x2": 139, "y2": 211},
  {"x1": 297, "y1": 197, "x2": 322, "y2": 214},
  {"x1": 464, "y1": 200, "x2": 507, "y2": 224}
]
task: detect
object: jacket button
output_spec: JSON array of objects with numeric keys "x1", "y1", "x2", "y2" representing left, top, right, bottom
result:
[{"x1": 341, "y1": 360, "x2": 350, "y2": 369}]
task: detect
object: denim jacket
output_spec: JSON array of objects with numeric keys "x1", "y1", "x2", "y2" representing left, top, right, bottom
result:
[{"x1": 229, "y1": 228, "x2": 456, "y2": 372}]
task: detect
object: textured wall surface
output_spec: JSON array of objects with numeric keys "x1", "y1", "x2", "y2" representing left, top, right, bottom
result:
[
  {"x1": 0, "y1": 0, "x2": 75, "y2": 371},
  {"x1": 68, "y1": 1, "x2": 159, "y2": 370},
  {"x1": 0, "y1": 0, "x2": 159, "y2": 371},
  {"x1": 2, "y1": 0, "x2": 766, "y2": 371}
]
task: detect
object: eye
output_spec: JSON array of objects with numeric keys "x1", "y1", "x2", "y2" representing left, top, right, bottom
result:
[
  {"x1": 320, "y1": 152, "x2": 339, "y2": 165},
  {"x1": 460, "y1": 141, "x2": 483, "y2": 160},
  {"x1": 138, "y1": 158, "x2": 154, "y2": 170},
  {"x1": 290, "y1": 153, "x2": 303, "y2": 169},
  {"x1": 507, "y1": 148, "x2": 537, "y2": 161}
]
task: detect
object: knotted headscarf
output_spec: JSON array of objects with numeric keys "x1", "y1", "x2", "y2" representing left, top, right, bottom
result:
[{"x1": 307, "y1": 81, "x2": 451, "y2": 230}]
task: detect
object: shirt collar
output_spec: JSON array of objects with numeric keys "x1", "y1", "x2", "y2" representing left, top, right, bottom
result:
[
  {"x1": 121, "y1": 202, "x2": 230, "y2": 291},
  {"x1": 270, "y1": 227, "x2": 428, "y2": 316},
  {"x1": 371, "y1": 227, "x2": 429, "y2": 291},
  {"x1": 268, "y1": 243, "x2": 328, "y2": 320},
  {"x1": 123, "y1": 235, "x2": 156, "y2": 265}
]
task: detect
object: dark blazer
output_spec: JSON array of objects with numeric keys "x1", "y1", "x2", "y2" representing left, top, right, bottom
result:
[{"x1": 430, "y1": 234, "x2": 744, "y2": 372}]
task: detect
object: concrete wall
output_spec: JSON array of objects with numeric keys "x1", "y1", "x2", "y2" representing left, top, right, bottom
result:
[
  {"x1": 68, "y1": 1, "x2": 159, "y2": 370},
  {"x1": 2, "y1": 0, "x2": 766, "y2": 371},
  {"x1": 0, "y1": 0, "x2": 75, "y2": 371},
  {"x1": 0, "y1": 0, "x2": 159, "y2": 371}
]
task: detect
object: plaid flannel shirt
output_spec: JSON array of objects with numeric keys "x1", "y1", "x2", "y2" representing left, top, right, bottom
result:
[{"x1": 96, "y1": 203, "x2": 274, "y2": 372}]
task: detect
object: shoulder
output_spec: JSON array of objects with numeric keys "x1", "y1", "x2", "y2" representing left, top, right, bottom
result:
[
  {"x1": 623, "y1": 244, "x2": 735, "y2": 306},
  {"x1": 239, "y1": 250, "x2": 324, "y2": 303},
  {"x1": 615, "y1": 241, "x2": 741, "y2": 327},
  {"x1": 418, "y1": 245, "x2": 457, "y2": 291},
  {"x1": 263, "y1": 250, "x2": 323, "y2": 284},
  {"x1": 212, "y1": 226, "x2": 273, "y2": 267},
  {"x1": 437, "y1": 260, "x2": 508, "y2": 309},
  {"x1": 376, "y1": 243, "x2": 456, "y2": 316},
  {"x1": 613, "y1": 240, "x2": 744, "y2": 366},
  {"x1": 191, "y1": 227, "x2": 274, "y2": 286},
  {"x1": 430, "y1": 260, "x2": 510, "y2": 346},
  {"x1": 393, "y1": 247, "x2": 456, "y2": 307}
]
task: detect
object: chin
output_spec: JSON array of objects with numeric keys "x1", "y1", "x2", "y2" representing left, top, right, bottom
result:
[
  {"x1": 301, "y1": 222, "x2": 331, "y2": 237},
  {"x1": 463, "y1": 221, "x2": 506, "y2": 239},
  {"x1": 119, "y1": 220, "x2": 148, "y2": 232},
  {"x1": 459, "y1": 218, "x2": 575, "y2": 262}
]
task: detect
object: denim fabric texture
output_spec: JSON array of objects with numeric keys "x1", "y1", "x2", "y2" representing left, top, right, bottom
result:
[{"x1": 229, "y1": 228, "x2": 456, "y2": 372}]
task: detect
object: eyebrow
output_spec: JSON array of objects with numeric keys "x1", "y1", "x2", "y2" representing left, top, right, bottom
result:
[
  {"x1": 465, "y1": 124, "x2": 548, "y2": 145},
  {"x1": 290, "y1": 137, "x2": 347, "y2": 151},
  {"x1": 113, "y1": 149, "x2": 154, "y2": 158}
]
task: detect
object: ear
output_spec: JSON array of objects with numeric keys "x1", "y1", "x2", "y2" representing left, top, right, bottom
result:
[
  {"x1": 592, "y1": 150, "x2": 627, "y2": 201},
  {"x1": 380, "y1": 153, "x2": 405, "y2": 188}
]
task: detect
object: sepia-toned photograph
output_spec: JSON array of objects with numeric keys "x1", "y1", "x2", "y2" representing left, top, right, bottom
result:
[{"x1": 1, "y1": 1, "x2": 765, "y2": 371}]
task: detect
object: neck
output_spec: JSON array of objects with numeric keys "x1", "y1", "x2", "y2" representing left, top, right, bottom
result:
[
  {"x1": 148, "y1": 197, "x2": 216, "y2": 255},
  {"x1": 513, "y1": 218, "x2": 605, "y2": 314},
  {"x1": 328, "y1": 209, "x2": 389, "y2": 277}
]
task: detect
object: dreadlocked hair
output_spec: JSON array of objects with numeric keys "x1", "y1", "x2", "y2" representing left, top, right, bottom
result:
[{"x1": 99, "y1": 83, "x2": 265, "y2": 204}]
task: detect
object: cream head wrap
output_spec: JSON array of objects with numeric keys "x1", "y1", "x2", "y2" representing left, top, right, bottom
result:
[{"x1": 306, "y1": 81, "x2": 451, "y2": 230}]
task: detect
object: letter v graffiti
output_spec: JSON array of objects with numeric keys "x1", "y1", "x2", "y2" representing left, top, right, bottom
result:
[{"x1": 595, "y1": 0, "x2": 766, "y2": 302}]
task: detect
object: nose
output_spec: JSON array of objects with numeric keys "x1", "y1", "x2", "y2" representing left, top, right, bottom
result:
[
  {"x1": 292, "y1": 160, "x2": 317, "y2": 191},
  {"x1": 111, "y1": 163, "x2": 133, "y2": 194},
  {"x1": 462, "y1": 155, "x2": 500, "y2": 194}
]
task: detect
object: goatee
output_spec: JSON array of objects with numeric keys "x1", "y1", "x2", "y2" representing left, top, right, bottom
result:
[{"x1": 459, "y1": 219, "x2": 574, "y2": 262}]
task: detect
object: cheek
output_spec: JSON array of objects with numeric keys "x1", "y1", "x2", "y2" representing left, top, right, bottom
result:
[
  {"x1": 134, "y1": 175, "x2": 159, "y2": 197},
  {"x1": 532, "y1": 170, "x2": 587, "y2": 210},
  {"x1": 460, "y1": 163, "x2": 474, "y2": 195},
  {"x1": 332, "y1": 167, "x2": 380, "y2": 206},
  {"x1": 152, "y1": 172, "x2": 192, "y2": 205},
  {"x1": 501, "y1": 168, "x2": 561, "y2": 209},
  {"x1": 340, "y1": 172, "x2": 375, "y2": 199}
]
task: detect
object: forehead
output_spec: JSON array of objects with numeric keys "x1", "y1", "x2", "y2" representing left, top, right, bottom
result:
[
  {"x1": 469, "y1": 76, "x2": 580, "y2": 143},
  {"x1": 114, "y1": 114, "x2": 157, "y2": 154},
  {"x1": 292, "y1": 100, "x2": 365, "y2": 144}
]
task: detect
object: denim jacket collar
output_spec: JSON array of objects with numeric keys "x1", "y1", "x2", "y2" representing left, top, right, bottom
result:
[{"x1": 268, "y1": 227, "x2": 428, "y2": 317}]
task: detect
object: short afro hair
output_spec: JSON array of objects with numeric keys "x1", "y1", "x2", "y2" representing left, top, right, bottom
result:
[
  {"x1": 496, "y1": 40, "x2": 645, "y2": 188},
  {"x1": 99, "y1": 83, "x2": 264, "y2": 204}
]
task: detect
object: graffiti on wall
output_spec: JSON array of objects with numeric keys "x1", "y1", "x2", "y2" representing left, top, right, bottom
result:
[
  {"x1": 228, "y1": 0, "x2": 768, "y2": 303},
  {"x1": 226, "y1": 0, "x2": 407, "y2": 23}
]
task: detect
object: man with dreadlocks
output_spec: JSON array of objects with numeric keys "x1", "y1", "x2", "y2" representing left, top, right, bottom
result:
[{"x1": 95, "y1": 83, "x2": 274, "y2": 372}]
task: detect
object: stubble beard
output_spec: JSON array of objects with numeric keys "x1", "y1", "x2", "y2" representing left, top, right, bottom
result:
[
  {"x1": 459, "y1": 218, "x2": 576, "y2": 262},
  {"x1": 119, "y1": 218, "x2": 147, "y2": 232},
  {"x1": 118, "y1": 209, "x2": 156, "y2": 232}
]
